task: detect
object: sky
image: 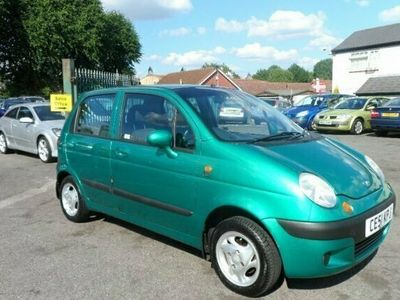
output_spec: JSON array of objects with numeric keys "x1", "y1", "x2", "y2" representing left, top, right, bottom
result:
[{"x1": 101, "y1": 0, "x2": 400, "y2": 78}]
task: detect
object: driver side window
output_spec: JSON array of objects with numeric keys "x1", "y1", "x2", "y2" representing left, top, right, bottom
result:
[{"x1": 121, "y1": 93, "x2": 195, "y2": 151}]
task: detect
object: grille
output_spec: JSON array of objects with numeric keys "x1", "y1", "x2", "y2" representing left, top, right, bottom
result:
[{"x1": 355, "y1": 228, "x2": 385, "y2": 257}]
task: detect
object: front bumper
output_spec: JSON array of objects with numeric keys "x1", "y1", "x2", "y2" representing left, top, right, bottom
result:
[
  {"x1": 315, "y1": 119, "x2": 352, "y2": 131},
  {"x1": 262, "y1": 193, "x2": 396, "y2": 278}
]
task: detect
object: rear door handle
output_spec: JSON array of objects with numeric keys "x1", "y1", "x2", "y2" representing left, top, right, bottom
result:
[{"x1": 114, "y1": 149, "x2": 128, "y2": 158}]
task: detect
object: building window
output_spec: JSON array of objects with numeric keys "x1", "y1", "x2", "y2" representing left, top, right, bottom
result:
[{"x1": 349, "y1": 50, "x2": 379, "y2": 72}]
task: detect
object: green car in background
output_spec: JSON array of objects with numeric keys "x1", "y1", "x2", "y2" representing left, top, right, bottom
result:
[
  {"x1": 56, "y1": 86, "x2": 395, "y2": 297},
  {"x1": 314, "y1": 97, "x2": 390, "y2": 134}
]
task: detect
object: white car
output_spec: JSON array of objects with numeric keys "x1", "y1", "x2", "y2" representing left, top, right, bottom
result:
[{"x1": 0, "y1": 103, "x2": 65, "y2": 162}]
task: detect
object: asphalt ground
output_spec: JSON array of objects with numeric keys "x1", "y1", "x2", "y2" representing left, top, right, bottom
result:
[{"x1": 0, "y1": 132, "x2": 399, "y2": 299}]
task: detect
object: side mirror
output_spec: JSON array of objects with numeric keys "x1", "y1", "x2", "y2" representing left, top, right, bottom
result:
[
  {"x1": 19, "y1": 117, "x2": 34, "y2": 123},
  {"x1": 147, "y1": 130, "x2": 177, "y2": 158}
]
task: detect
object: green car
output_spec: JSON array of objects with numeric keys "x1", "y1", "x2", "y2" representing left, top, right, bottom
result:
[
  {"x1": 56, "y1": 86, "x2": 395, "y2": 297},
  {"x1": 314, "y1": 97, "x2": 390, "y2": 134}
]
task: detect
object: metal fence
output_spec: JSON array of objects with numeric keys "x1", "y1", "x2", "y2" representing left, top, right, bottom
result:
[{"x1": 75, "y1": 68, "x2": 138, "y2": 95}]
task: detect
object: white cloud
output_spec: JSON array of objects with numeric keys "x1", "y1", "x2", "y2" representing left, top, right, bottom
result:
[
  {"x1": 215, "y1": 17, "x2": 245, "y2": 33},
  {"x1": 159, "y1": 27, "x2": 191, "y2": 37},
  {"x1": 144, "y1": 54, "x2": 162, "y2": 61},
  {"x1": 101, "y1": 0, "x2": 192, "y2": 20},
  {"x1": 297, "y1": 57, "x2": 319, "y2": 70},
  {"x1": 162, "y1": 51, "x2": 214, "y2": 66},
  {"x1": 215, "y1": 11, "x2": 325, "y2": 38},
  {"x1": 233, "y1": 43, "x2": 298, "y2": 61},
  {"x1": 356, "y1": 0, "x2": 369, "y2": 7},
  {"x1": 197, "y1": 27, "x2": 206, "y2": 35},
  {"x1": 214, "y1": 46, "x2": 226, "y2": 54},
  {"x1": 309, "y1": 33, "x2": 342, "y2": 50},
  {"x1": 379, "y1": 5, "x2": 400, "y2": 22}
]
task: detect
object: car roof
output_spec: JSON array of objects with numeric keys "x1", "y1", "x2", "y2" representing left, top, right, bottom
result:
[{"x1": 6, "y1": 102, "x2": 50, "y2": 108}]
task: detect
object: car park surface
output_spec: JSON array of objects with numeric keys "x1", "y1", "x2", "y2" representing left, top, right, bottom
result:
[
  {"x1": 315, "y1": 97, "x2": 390, "y2": 134},
  {"x1": 51, "y1": 85, "x2": 396, "y2": 296},
  {"x1": 0, "y1": 132, "x2": 399, "y2": 299}
]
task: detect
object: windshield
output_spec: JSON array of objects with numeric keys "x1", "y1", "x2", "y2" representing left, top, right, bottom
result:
[
  {"x1": 384, "y1": 98, "x2": 400, "y2": 107},
  {"x1": 33, "y1": 105, "x2": 65, "y2": 121},
  {"x1": 334, "y1": 98, "x2": 367, "y2": 110},
  {"x1": 295, "y1": 95, "x2": 328, "y2": 106},
  {"x1": 174, "y1": 87, "x2": 303, "y2": 142}
]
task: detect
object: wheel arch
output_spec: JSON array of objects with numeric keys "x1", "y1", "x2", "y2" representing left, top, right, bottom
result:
[
  {"x1": 202, "y1": 205, "x2": 272, "y2": 257},
  {"x1": 56, "y1": 170, "x2": 71, "y2": 199}
]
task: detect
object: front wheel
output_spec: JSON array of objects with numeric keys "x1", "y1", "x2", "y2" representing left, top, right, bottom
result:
[
  {"x1": 37, "y1": 137, "x2": 53, "y2": 163},
  {"x1": 59, "y1": 176, "x2": 90, "y2": 222},
  {"x1": 210, "y1": 217, "x2": 282, "y2": 297},
  {"x1": 351, "y1": 118, "x2": 364, "y2": 135},
  {"x1": 0, "y1": 132, "x2": 10, "y2": 154}
]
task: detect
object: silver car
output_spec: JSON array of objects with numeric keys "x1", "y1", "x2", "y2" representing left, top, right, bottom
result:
[{"x1": 0, "y1": 103, "x2": 65, "y2": 162}]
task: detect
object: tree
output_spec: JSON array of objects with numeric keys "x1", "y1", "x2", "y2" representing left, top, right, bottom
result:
[
  {"x1": 253, "y1": 65, "x2": 293, "y2": 82},
  {"x1": 202, "y1": 63, "x2": 240, "y2": 79},
  {"x1": 313, "y1": 58, "x2": 332, "y2": 80},
  {"x1": 0, "y1": 0, "x2": 142, "y2": 96},
  {"x1": 288, "y1": 64, "x2": 312, "y2": 82}
]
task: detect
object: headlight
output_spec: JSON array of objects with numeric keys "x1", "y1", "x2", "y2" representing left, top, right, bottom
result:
[
  {"x1": 365, "y1": 155, "x2": 385, "y2": 182},
  {"x1": 336, "y1": 114, "x2": 351, "y2": 120},
  {"x1": 299, "y1": 173, "x2": 337, "y2": 208},
  {"x1": 52, "y1": 128, "x2": 61, "y2": 137},
  {"x1": 296, "y1": 111, "x2": 309, "y2": 118}
]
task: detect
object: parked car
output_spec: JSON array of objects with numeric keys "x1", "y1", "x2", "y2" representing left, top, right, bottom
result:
[
  {"x1": 314, "y1": 97, "x2": 390, "y2": 134},
  {"x1": 0, "y1": 98, "x2": 30, "y2": 117},
  {"x1": 56, "y1": 86, "x2": 395, "y2": 297},
  {"x1": 218, "y1": 100, "x2": 246, "y2": 123},
  {"x1": 283, "y1": 94, "x2": 352, "y2": 130},
  {"x1": 18, "y1": 95, "x2": 46, "y2": 102},
  {"x1": 0, "y1": 103, "x2": 65, "y2": 162},
  {"x1": 260, "y1": 96, "x2": 291, "y2": 112},
  {"x1": 370, "y1": 97, "x2": 400, "y2": 136}
]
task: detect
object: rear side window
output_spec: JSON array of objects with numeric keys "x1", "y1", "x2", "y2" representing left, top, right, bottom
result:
[
  {"x1": 4, "y1": 108, "x2": 19, "y2": 119},
  {"x1": 74, "y1": 94, "x2": 115, "y2": 137}
]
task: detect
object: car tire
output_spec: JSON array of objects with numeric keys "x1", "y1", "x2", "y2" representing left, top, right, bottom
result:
[
  {"x1": 59, "y1": 176, "x2": 90, "y2": 223},
  {"x1": 0, "y1": 132, "x2": 10, "y2": 154},
  {"x1": 37, "y1": 136, "x2": 54, "y2": 163},
  {"x1": 210, "y1": 216, "x2": 282, "y2": 297},
  {"x1": 375, "y1": 130, "x2": 388, "y2": 137},
  {"x1": 351, "y1": 118, "x2": 364, "y2": 135}
]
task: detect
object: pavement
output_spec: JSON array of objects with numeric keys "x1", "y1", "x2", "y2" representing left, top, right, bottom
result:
[{"x1": 0, "y1": 133, "x2": 399, "y2": 299}]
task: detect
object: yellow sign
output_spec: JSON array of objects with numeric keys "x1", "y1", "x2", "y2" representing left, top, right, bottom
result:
[{"x1": 50, "y1": 94, "x2": 72, "y2": 112}]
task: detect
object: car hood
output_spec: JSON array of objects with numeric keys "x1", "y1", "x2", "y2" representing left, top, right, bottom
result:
[
  {"x1": 318, "y1": 109, "x2": 360, "y2": 117},
  {"x1": 40, "y1": 119, "x2": 65, "y2": 129},
  {"x1": 284, "y1": 105, "x2": 320, "y2": 117},
  {"x1": 252, "y1": 137, "x2": 381, "y2": 199}
]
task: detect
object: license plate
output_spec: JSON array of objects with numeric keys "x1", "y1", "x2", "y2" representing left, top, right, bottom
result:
[
  {"x1": 319, "y1": 120, "x2": 332, "y2": 125},
  {"x1": 382, "y1": 112, "x2": 399, "y2": 117},
  {"x1": 365, "y1": 203, "x2": 394, "y2": 237}
]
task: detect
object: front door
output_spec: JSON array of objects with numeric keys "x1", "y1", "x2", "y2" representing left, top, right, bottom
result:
[
  {"x1": 13, "y1": 106, "x2": 35, "y2": 151},
  {"x1": 110, "y1": 92, "x2": 204, "y2": 243}
]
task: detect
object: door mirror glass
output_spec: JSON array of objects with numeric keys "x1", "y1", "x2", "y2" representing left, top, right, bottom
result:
[{"x1": 19, "y1": 117, "x2": 34, "y2": 123}]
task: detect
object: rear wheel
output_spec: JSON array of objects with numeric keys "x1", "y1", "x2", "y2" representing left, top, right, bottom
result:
[
  {"x1": 351, "y1": 118, "x2": 364, "y2": 135},
  {"x1": 59, "y1": 176, "x2": 90, "y2": 222},
  {"x1": 375, "y1": 130, "x2": 388, "y2": 137},
  {"x1": 0, "y1": 132, "x2": 10, "y2": 154},
  {"x1": 210, "y1": 217, "x2": 282, "y2": 297}
]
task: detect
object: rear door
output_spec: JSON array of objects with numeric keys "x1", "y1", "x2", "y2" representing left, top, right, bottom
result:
[
  {"x1": 0, "y1": 107, "x2": 19, "y2": 148},
  {"x1": 65, "y1": 92, "x2": 116, "y2": 208}
]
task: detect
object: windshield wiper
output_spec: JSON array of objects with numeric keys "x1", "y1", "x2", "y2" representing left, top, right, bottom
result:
[{"x1": 250, "y1": 131, "x2": 306, "y2": 143}]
